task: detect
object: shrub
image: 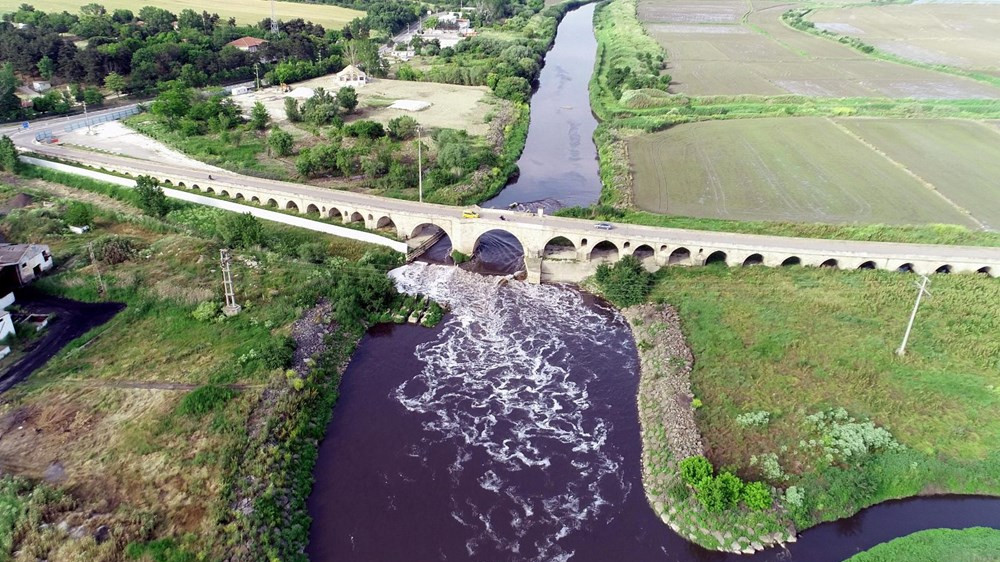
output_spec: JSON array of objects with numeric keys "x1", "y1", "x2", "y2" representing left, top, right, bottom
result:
[
  {"x1": 216, "y1": 212, "x2": 265, "y2": 248},
  {"x1": 284, "y1": 97, "x2": 302, "y2": 122},
  {"x1": 91, "y1": 235, "x2": 139, "y2": 265},
  {"x1": 736, "y1": 410, "x2": 771, "y2": 428},
  {"x1": 177, "y1": 385, "x2": 236, "y2": 416},
  {"x1": 63, "y1": 201, "x2": 94, "y2": 227},
  {"x1": 451, "y1": 249, "x2": 470, "y2": 264},
  {"x1": 493, "y1": 76, "x2": 530, "y2": 103},
  {"x1": 192, "y1": 301, "x2": 220, "y2": 322},
  {"x1": 742, "y1": 481, "x2": 772, "y2": 511},
  {"x1": 336, "y1": 86, "x2": 358, "y2": 113},
  {"x1": 680, "y1": 455, "x2": 713, "y2": 488},
  {"x1": 751, "y1": 452, "x2": 785, "y2": 481},
  {"x1": 297, "y1": 242, "x2": 328, "y2": 263},
  {"x1": 259, "y1": 336, "x2": 296, "y2": 370},
  {"x1": 784, "y1": 485, "x2": 805, "y2": 508},
  {"x1": 388, "y1": 115, "x2": 418, "y2": 140},
  {"x1": 250, "y1": 101, "x2": 270, "y2": 130},
  {"x1": 135, "y1": 175, "x2": 169, "y2": 217},
  {"x1": 594, "y1": 255, "x2": 653, "y2": 307},
  {"x1": 0, "y1": 135, "x2": 19, "y2": 172},
  {"x1": 697, "y1": 471, "x2": 743, "y2": 512},
  {"x1": 343, "y1": 120, "x2": 385, "y2": 139},
  {"x1": 268, "y1": 128, "x2": 294, "y2": 157}
]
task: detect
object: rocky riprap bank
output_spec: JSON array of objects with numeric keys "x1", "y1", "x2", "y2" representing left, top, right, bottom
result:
[{"x1": 624, "y1": 303, "x2": 797, "y2": 554}]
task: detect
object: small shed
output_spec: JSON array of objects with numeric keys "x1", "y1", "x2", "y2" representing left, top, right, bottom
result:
[
  {"x1": 31, "y1": 81, "x2": 51, "y2": 93},
  {"x1": 0, "y1": 244, "x2": 53, "y2": 288},
  {"x1": 336, "y1": 64, "x2": 368, "y2": 88}
]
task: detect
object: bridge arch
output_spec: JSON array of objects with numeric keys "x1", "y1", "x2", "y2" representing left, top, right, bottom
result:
[
  {"x1": 705, "y1": 251, "x2": 728, "y2": 266},
  {"x1": 376, "y1": 216, "x2": 396, "y2": 232},
  {"x1": 781, "y1": 256, "x2": 801, "y2": 267},
  {"x1": 897, "y1": 263, "x2": 915, "y2": 273},
  {"x1": 543, "y1": 236, "x2": 576, "y2": 259},
  {"x1": 934, "y1": 264, "x2": 952, "y2": 274},
  {"x1": 220, "y1": 190, "x2": 230, "y2": 198},
  {"x1": 235, "y1": 193, "x2": 245, "y2": 200},
  {"x1": 408, "y1": 223, "x2": 453, "y2": 261},
  {"x1": 858, "y1": 260, "x2": 876, "y2": 270},
  {"x1": 205, "y1": 187, "x2": 215, "y2": 194},
  {"x1": 632, "y1": 244, "x2": 654, "y2": 263},
  {"x1": 580, "y1": 238, "x2": 588, "y2": 248},
  {"x1": 589, "y1": 240, "x2": 619, "y2": 263},
  {"x1": 328, "y1": 207, "x2": 343, "y2": 220},
  {"x1": 286, "y1": 201, "x2": 300, "y2": 212},
  {"x1": 306, "y1": 203, "x2": 320, "y2": 216},
  {"x1": 177, "y1": 181, "x2": 186, "y2": 188},
  {"x1": 348, "y1": 212, "x2": 365, "y2": 224},
  {"x1": 191, "y1": 184, "x2": 200, "y2": 191},
  {"x1": 742, "y1": 253, "x2": 764, "y2": 267},
  {"x1": 250, "y1": 196, "x2": 260, "y2": 204},
  {"x1": 978, "y1": 266, "x2": 992, "y2": 276},
  {"x1": 266, "y1": 198, "x2": 278, "y2": 208},
  {"x1": 473, "y1": 229, "x2": 526, "y2": 272},
  {"x1": 820, "y1": 259, "x2": 838, "y2": 269},
  {"x1": 668, "y1": 247, "x2": 691, "y2": 265}
]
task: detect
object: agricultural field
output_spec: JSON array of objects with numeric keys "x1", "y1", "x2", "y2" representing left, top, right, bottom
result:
[
  {"x1": 636, "y1": 0, "x2": 1000, "y2": 97},
  {"x1": 231, "y1": 78, "x2": 493, "y2": 136},
  {"x1": 0, "y1": 0, "x2": 364, "y2": 29},
  {"x1": 807, "y1": 3, "x2": 1000, "y2": 77},
  {"x1": 653, "y1": 265, "x2": 1000, "y2": 528},
  {"x1": 627, "y1": 117, "x2": 989, "y2": 226}
]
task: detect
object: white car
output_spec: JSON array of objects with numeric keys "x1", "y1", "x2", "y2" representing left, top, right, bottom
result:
[{"x1": 594, "y1": 222, "x2": 613, "y2": 230}]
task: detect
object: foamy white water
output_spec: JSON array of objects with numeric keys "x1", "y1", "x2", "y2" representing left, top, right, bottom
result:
[{"x1": 390, "y1": 263, "x2": 635, "y2": 561}]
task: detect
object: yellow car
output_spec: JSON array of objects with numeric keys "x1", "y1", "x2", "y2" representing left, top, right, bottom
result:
[{"x1": 462, "y1": 210, "x2": 480, "y2": 219}]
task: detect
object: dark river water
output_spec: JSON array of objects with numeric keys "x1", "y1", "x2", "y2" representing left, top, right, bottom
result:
[{"x1": 306, "y1": 4, "x2": 1000, "y2": 561}]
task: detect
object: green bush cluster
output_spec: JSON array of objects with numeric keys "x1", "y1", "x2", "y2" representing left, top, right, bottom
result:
[
  {"x1": 191, "y1": 301, "x2": 220, "y2": 322},
  {"x1": 176, "y1": 385, "x2": 236, "y2": 417},
  {"x1": 594, "y1": 255, "x2": 653, "y2": 307},
  {"x1": 91, "y1": 235, "x2": 141, "y2": 265},
  {"x1": 680, "y1": 455, "x2": 773, "y2": 513}
]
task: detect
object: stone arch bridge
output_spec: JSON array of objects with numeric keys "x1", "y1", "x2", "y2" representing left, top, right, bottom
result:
[{"x1": 29, "y1": 148, "x2": 1000, "y2": 284}]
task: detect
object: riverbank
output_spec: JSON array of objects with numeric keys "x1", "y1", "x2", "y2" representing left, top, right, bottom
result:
[
  {"x1": 624, "y1": 302, "x2": 795, "y2": 553},
  {"x1": 632, "y1": 264, "x2": 1000, "y2": 553}
]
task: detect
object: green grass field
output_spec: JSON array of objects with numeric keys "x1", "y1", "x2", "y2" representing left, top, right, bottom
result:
[
  {"x1": 653, "y1": 265, "x2": 1000, "y2": 526},
  {"x1": 627, "y1": 117, "x2": 983, "y2": 226},
  {"x1": 0, "y1": 0, "x2": 363, "y2": 29},
  {"x1": 848, "y1": 527, "x2": 1000, "y2": 562}
]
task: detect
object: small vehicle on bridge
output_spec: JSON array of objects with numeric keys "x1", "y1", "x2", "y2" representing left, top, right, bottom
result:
[
  {"x1": 462, "y1": 210, "x2": 480, "y2": 219},
  {"x1": 595, "y1": 222, "x2": 614, "y2": 230}
]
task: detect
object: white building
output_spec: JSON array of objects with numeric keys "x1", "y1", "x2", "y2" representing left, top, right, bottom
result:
[
  {"x1": 0, "y1": 292, "x2": 14, "y2": 341},
  {"x1": 336, "y1": 64, "x2": 368, "y2": 88},
  {"x1": 31, "y1": 81, "x2": 51, "y2": 93},
  {"x1": 0, "y1": 244, "x2": 54, "y2": 287}
]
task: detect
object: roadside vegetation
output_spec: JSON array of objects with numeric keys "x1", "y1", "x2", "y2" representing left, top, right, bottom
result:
[
  {"x1": 629, "y1": 264, "x2": 1000, "y2": 551},
  {"x1": 0, "y1": 168, "x2": 436, "y2": 559},
  {"x1": 847, "y1": 527, "x2": 1000, "y2": 562}
]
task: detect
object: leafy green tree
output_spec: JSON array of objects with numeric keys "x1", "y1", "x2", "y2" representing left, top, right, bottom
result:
[
  {"x1": 37, "y1": 56, "x2": 54, "y2": 80},
  {"x1": 742, "y1": 481, "x2": 772, "y2": 511},
  {"x1": 104, "y1": 71, "x2": 126, "y2": 95},
  {"x1": 64, "y1": 201, "x2": 94, "y2": 227},
  {"x1": 336, "y1": 86, "x2": 358, "y2": 113},
  {"x1": 680, "y1": 455, "x2": 713, "y2": 488},
  {"x1": 594, "y1": 255, "x2": 653, "y2": 307},
  {"x1": 0, "y1": 63, "x2": 22, "y2": 122},
  {"x1": 284, "y1": 97, "x2": 301, "y2": 122},
  {"x1": 134, "y1": 175, "x2": 169, "y2": 217},
  {"x1": 0, "y1": 136, "x2": 19, "y2": 172},
  {"x1": 217, "y1": 212, "x2": 265, "y2": 248},
  {"x1": 268, "y1": 128, "x2": 294, "y2": 157},
  {"x1": 388, "y1": 115, "x2": 418, "y2": 140},
  {"x1": 493, "y1": 76, "x2": 530, "y2": 103},
  {"x1": 343, "y1": 120, "x2": 384, "y2": 139},
  {"x1": 151, "y1": 82, "x2": 192, "y2": 124},
  {"x1": 250, "y1": 101, "x2": 270, "y2": 131},
  {"x1": 83, "y1": 86, "x2": 103, "y2": 106}
]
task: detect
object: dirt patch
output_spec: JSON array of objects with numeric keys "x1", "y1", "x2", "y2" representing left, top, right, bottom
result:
[{"x1": 0, "y1": 192, "x2": 34, "y2": 213}]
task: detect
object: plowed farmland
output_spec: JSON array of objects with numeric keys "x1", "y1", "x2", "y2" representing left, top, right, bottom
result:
[
  {"x1": 628, "y1": 117, "x2": 993, "y2": 227},
  {"x1": 637, "y1": 0, "x2": 1000, "y2": 97},
  {"x1": 808, "y1": 4, "x2": 1000, "y2": 77}
]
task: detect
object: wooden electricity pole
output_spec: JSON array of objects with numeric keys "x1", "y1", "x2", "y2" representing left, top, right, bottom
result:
[
  {"x1": 88, "y1": 242, "x2": 106, "y2": 297},
  {"x1": 220, "y1": 249, "x2": 241, "y2": 316}
]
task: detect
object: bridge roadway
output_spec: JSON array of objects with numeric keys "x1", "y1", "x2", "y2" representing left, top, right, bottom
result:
[{"x1": 8, "y1": 110, "x2": 1000, "y2": 283}]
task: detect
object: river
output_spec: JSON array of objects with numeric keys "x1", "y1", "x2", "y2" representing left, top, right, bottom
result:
[{"x1": 306, "y1": 4, "x2": 1000, "y2": 561}]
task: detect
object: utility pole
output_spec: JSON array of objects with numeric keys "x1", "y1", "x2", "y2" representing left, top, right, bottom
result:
[
  {"x1": 270, "y1": 0, "x2": 279, "y2": 34},
  {"x1": 82, "y1": 100, "x2": 91, "y2": 134},
  {"x1": 417, "y1": 126, "x2": 423, "y2": 203},
  {"x1": 254, "y1": 63, "x2": 260, "y2": 90},
  {"x1": 896, "y1": 274, "x2": 931, "y2": 356},
  {"x1": 88, "y1": 242, "x2": 106, "y2": 297},
  {"x1": 220, "y1": 249, "x2": 241, "y2": 316}
]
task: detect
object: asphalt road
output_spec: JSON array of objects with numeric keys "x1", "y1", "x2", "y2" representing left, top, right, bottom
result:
[{"x1": 0, "y1": 290, "x2": 124, "y2": 394}]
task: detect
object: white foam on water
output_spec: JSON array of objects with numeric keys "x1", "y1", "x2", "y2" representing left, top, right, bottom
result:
[{"x1": 390, "y1": 263, "x2": 634, "y2": 560}]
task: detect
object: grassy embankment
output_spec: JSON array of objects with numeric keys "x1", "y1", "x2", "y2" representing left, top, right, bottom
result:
[
  {"x1": 638, "y1": 264, "x2": 1000, "y2": 549},
  {"x1": 0, "y1": 167, "x2": 419, "y2": 560},
  {"x1": 577, "y1": 0, "x2": 1000, "y2": 246},
  {"x1": 847, "y1": 527, "x2": 1000, "y2": 562}
]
